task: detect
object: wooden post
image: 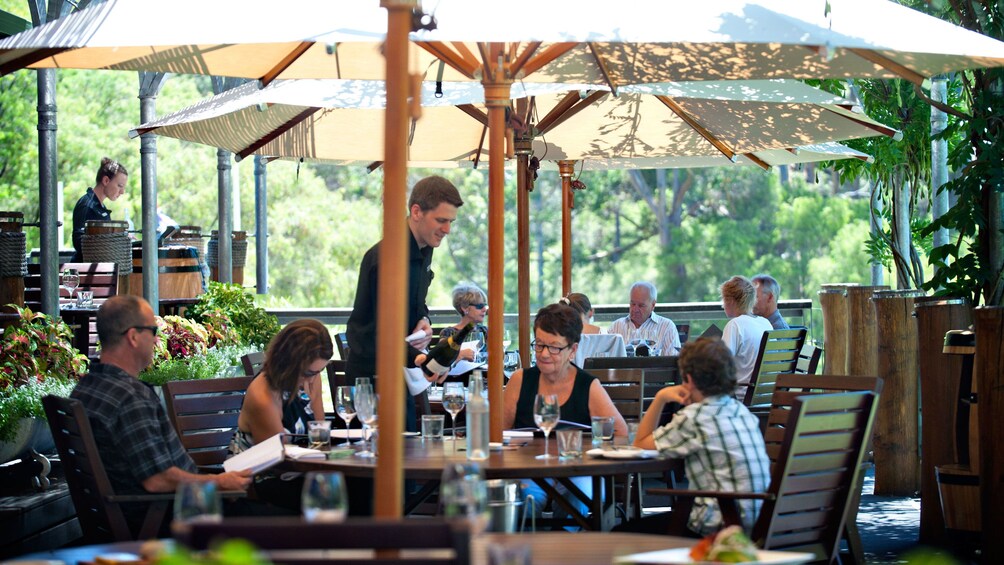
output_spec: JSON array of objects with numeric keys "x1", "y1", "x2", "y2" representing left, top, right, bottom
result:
[
  {"x1": 818, "y1": 283, "x2": 857, "y2": 375},
  {"x1": 373, "y1": 0, "x2": 415, "y2": 519},
  {"x1": 845, "y1": 285, "x2": 889, "y2": 378},
  {"x1": 914, "y1": 297, "x2": 972, "y2": 543},
  {"x1": 871, "y1": 289, "x2": 924, "y2": 496},
  {"x1": 558, "y1": 161, "x2": 574, "y2": 297},
  {"x1": 515, "y1": 138, "x2": 532, "y2": 371},
  {"x1": 482, "y1": 51, "x2": 512, "y2": 444},
  {"x1": 974, "y1": 307, "x2": 1004, "y2": 562}
]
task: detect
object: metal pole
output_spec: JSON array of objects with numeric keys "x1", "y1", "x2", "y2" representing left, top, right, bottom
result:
[
  {"x1": 138, "y1": 72, "x2": 167, "y2": 309},
  {"x1": 254, "y1": 156, "x2": 268, "y2": 294},
  {"x1": 37, "y1": 68, "x2": 58, "y2": 317},
  {"x1": 870, "y1": 186, "x2": 884, "y2": 286},
  {"x1": 930, "y1": 74, "x2": 949, "y2": 261},
  {"x1": 216, "y1": 148, "x2": 233, "y2": 284}
]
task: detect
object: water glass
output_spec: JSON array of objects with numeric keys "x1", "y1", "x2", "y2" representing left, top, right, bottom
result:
[
  {"x1": 173, "y1": 480, "x2": 221, "y2": 529},
  {"x1": 557, "y1": 429, "x2": 582, "y2": 459},
  {"x1": 441, "y1": 476, "x2": 489, "y2": 535},
  {"x1": 488, "y1": 542, "x2": 532, "y2": 565},
  {"x1": 627, "y1": 422, "x2": 640, "y2": 446},
  {"x1": 422, "y1": 414, "x2": 445, "y2": 439},
  {"x1": 591, "y1": 416, "x2": 615, "y2": 448},
  {"x1": 308, "y1": 420, "x2": 331, "y2": 448},
  {"x1": 76, "y1": 290, "x2": 94, "y2": 308},
  {"x1": 301, "y1": 471, "x2": 348, "y2": 522}
]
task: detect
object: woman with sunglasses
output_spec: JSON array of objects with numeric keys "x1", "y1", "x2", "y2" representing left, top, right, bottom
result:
[
  {"x1": 229, "y1": 318, "x2": 333, "y2": 512},
  {"x1": 439, "y1": 282, "x2": 489, "y2": 364}
]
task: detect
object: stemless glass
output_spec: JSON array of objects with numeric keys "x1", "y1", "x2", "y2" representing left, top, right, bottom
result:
[
  {"x1": 533, "y1": 394, "x2": 560, "y2": 460},
  {"x1": 335, "y1": 386, "x2": 356, "y2": 441},
  {"x1": 61, "y1": 269, "x2": 79, "y2": 303},
  {"x1": 354, "y1": 384, "x2": 377, "y2": 458},
  {"x1": 172, "y1": 480, "x2": 221, "y2": 533},
  {"x1": 301, "y1": 471, "x2": 348, "y2": 522},
  {"x1": 442, "y1": 382, "x2": 467, "y2": 453}
]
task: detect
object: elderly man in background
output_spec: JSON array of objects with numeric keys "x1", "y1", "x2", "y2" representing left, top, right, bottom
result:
[
  {"x1": 71, "y1": 295, "x2": 252, "y2": 534},
  {"x1": 751, "y1": 273, "x2": 789, "y2": 330},
  {"x1": 608, "y1": 281, "x2": 681, "y2": 356}
]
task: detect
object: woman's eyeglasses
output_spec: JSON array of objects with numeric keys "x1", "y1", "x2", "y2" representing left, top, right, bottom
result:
[
  {"x1": 470, "y1": 303, "x2": 487, "y2": 309},
  {"x1": 531, "y1": 341, "x2": 571, "y2": 355},
  {"x1": 303, "y1": 368, "x2": 324, "y2": 378}
]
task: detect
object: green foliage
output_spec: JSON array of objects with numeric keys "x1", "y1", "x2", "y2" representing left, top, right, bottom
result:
[
  {"x1": 156, "y1": 538, "x2": 272, "y2": 565},
  {"x1": 0, "y1": 305, "x2": 87, "y2": 442},
  {"x1": 186, "y1": 282, "x2": 279, "y2": 348},
  {"x1": 138, "y1": 343, "x2": 258, "y2": 387}
]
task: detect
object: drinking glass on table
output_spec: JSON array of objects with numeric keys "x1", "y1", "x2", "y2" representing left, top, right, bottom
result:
[
  {"x1": 354, "y1": 383, "x2": 377, "y2": 458},
  {"x1": 335, "y1": 386, "x2": 356, "y2": 442},
  {"x1": 301, "y1": 471, "x2": 348, "y2": 523},
  {"x1": 61, "y1": 268, "x2": 79, "y2": 303},
  {"x1": 533, "y1": 394, "x2": 560, "y2": 460},
  {"x1": 502, "y1": 329, "x2": 512, "y2": 351},
  {"x1": 172, "y1": 480, "x2": 221, "y2": 533},
  {"x1": 442, "y1": 382, "x2": 467, "y2": 453},
  {"x1": 441, "y1": 463, "x2": 488, "y2": 534}
]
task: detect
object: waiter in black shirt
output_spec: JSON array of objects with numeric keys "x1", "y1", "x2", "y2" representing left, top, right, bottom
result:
[
  {"x1": 71, "y1": 157, "x2": 128, "y2": 261},
  {"x1": 345, "y1": 175, "x2": 464, "y2": 431}
]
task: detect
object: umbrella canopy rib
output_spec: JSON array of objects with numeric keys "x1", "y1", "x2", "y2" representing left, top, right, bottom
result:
[
  {"x1": 262, "y1": 42, "x2": 313, "y2": 86},
  {"x1": 536, "y1": 90, "x2": 608, "y2": 135},
  {"x1": 586, "y1": 43, "x2": 619, "y2": 96},
  {"x1": 848, "y1": 48, "x2": 928, "y2": 86},
  {"x1": 656, "y1": 94, "x2": 740, "y2": 164},
  {"x1": 236, "y1": 107, "x2": 321, "y2": 161}
]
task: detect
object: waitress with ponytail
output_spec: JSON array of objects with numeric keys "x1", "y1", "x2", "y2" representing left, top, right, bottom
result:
[{"x1": 71, "y1": 157, "x2": 128, "y2": 261}]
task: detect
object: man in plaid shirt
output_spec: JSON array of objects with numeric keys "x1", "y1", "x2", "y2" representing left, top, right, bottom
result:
[
  {"x1": 71, "y1": 295, "x2": 250, "y2": 532},
  {"x1": 626, "y1": 338, "x2": 770, "y2": 536}
]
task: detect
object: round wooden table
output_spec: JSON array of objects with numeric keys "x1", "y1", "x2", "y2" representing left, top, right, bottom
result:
[{"x1": 282, "y1": 437, "x2": 675, "y2": 531}]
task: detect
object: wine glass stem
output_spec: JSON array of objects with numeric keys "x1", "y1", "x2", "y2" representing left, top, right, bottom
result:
[
  {"x1": 544, "y1": 431, "x2": 550, "y2": 457},
  {"x1": 450, "y1": 413, "x2": 456, "y2": 452}
]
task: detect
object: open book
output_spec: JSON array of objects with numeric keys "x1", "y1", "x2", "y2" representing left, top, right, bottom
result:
[{"x1": 222, "y1": 433, "x2": 325, "y2": 474}]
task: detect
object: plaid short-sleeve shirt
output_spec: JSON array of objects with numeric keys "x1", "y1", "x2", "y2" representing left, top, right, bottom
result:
[
  {"x1": 653, "y1": 394, "x2": 770, "y2": 535},
  {"x1": 71, "y1": 363, "x2": 196, "y2": 495}
]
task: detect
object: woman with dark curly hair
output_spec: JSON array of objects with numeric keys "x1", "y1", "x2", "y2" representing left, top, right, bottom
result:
[{"x1": 229, "y1": 319, "x2": 333, "y2": 511}]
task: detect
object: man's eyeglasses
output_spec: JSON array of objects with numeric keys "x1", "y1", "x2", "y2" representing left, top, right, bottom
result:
[
  {"x1": 531, "y1": 341, "x2": 571, "y2": 355},
  {"x1": 303, "y1": 368, "x2": 324, "y2": 378},
  {"x1": 122, "y1": 325, "x2": 158, "y2": 336}
]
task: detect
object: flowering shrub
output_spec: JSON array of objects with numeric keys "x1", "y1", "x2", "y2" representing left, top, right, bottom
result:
[
  {"x1": 154, "y1": 315, "x2": 210, "y2": 362},
  {"x1": 0, "y1": 305, "x2": 87, "y2": 442},
  {"x1": 200, "y1": 309, "x2": 240, "y2": 348}
]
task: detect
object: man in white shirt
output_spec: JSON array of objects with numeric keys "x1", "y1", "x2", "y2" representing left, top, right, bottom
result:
[{"x1": 608, "y1": 281, "x2": 681, "y2": 356}]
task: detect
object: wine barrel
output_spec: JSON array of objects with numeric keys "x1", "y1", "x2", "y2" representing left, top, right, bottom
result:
[
  {"x1": 871, "y1": 289, "x2": 924, "y2": 496},
  {"x1": 935, "y1": 464, "x2": 980, "y2": 537},
  {"x1": 170, "y1": 225, "x2": 206, "y2": 257},
  {"x1": 974, "y1": 307, "x2": 1004, "y2": 558},
  {"x1": 207, "y1": 230, "x2": 248, "y2": 285},
  {"x1": 128, "y1": 247, "x2": 204, "y2": 300},
  {"x1": 83, "y1": 220, "x2": 132, "y2": 295},
  {"x1": 0, "y1": 211, "x2": 26, "y2": 314},
  {"x1": 915, "y1": 297, "x2": 971, "y2": 544},
  {"x1": 845, "y1": 285, "x2": 888, "y2": 377},
  {"x1": 818, "y1": 283, "x2": 857, "y2": 375}
]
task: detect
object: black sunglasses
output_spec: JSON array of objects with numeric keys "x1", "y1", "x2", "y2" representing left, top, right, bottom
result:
[
  {"x1": 470, "y1": 303, "x2": 487, "y2": 309},
  {"x1": 303, "y1": 368, "x2": 324, "y2": 378},
  {"x1": 122, "y1": 325, "x2": 159, "y2": 336}
]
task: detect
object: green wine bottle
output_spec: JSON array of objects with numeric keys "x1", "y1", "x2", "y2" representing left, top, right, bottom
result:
[{"x1": 420, "y1": 322, "x2": 474, "y2": 376}]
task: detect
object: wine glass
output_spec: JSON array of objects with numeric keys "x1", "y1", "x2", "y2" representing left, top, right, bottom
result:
[
  {"x1": 354, "y1": 384, "x2": 377, "y2": 458},
  {"x1": 442, "y1": 382, "x2": 467, "y2": 453},
  {"x1": 502, "y1": 329, "x2": 512, "y2": 351},
  {"x1": 61, "y1": 269, "x2": 79, "y2": 303},
  {"x1": 533, "y1": 394, "x2": 560, "y2": 460},
  {"x1": 440, "y1": 475, "x2": 489, "y2": 535},
  {"x1": 335, "y1": 386, "x2": 356, "y2": 442},
  {"x1": 301, "y1": 471, "x2": 348, "y2": 522}
]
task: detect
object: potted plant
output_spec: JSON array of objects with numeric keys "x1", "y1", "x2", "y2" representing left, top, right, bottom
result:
[
  {"x1": 139, "y1": 313, "x2": 258, "y2": 386},
  {"x1": 185, "y1": 282, "x2": 280, "y2": 348},
  {"x1": 0, "y1": 305, "x2": 88, "y2": 462}
]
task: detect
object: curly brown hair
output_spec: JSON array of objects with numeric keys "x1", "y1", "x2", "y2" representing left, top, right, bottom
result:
[
  {"x1": 262, "y1": 319, "x2": 333, "y2": 401},
  {"x1": 678, "y1": 338, "x2": 737, "y2": 397}
]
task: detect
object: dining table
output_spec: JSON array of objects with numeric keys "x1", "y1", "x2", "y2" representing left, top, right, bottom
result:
[
  {"x1": 5, "y1": 532, "x2": 694, "y2": 565},
  {"x1": 281, "y1": 435, "x2": 675, "y2": 532}
]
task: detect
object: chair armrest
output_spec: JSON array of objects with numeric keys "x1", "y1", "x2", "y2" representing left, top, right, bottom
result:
[
  {"x1": 646, "y1": 488, "x2": 773, "y2": 501},
  {"x1": 107, "y1": 493, "x2": 175, "y2": 504}
]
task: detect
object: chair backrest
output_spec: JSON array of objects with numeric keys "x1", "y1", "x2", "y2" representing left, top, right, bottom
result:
[
  {"x1": 179, "y1": 517, "x2": 469, "y2": 565},
  {"x1": 583, "y1": 356, "x2": 679, "y2": 414},
  {"x1": 752, "y1": 390, "x2": 879, "y2": 562},
  {"x1": 335, "y1": 332, "x2": 349, "y2": 360},
  {"x1": 794, "y1": 343, "x2": 822, "y2": 375},
  {"x1": 573, "y1": 333, "x2": 626, "y2": 367},
  {"x1": 326, "y1": 359, "x2": 350, "y2": 404},
  {"x1": 762, "y1": 373, "x2": 883, "y2": 466},
  {"x1": 590, "y1": 368, "x2": 645, "y2": 421},
  {"x1": 162, "y1": 376, "x2": 254, "y2": 470},
  {"x1": 677, "y1": 323, "x2": 690, "y2": 344},
  {"x1": 240, "y1": 351, "x2": 265, "y2": 376},
  {"x1": 743, "y1": 328, "x2": 808, "y2": 407},
  {"x1": 25, "y1": 262, "x2": 119, "y2": 309},
  {"x1": 41, "y1": 395, "x2": 132, "y2": 542}
]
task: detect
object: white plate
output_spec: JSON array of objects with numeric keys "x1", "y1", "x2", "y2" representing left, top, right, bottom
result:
[
  {"x1": 586, "y1": 447, "x2": 660, "y2": 459},
  {"x1": 615, "y1": 547, "x2": 814, "y2": 564}
]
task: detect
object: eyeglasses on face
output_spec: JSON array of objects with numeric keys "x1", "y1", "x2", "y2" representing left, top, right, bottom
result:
[
  {"x1": 303, "y1": 368, "x2": 324, "y2": 378},
  {"x1": 122, "y1": 325, "x2": 158, "y2": 336},
  {"x1": 531, "y1": 341, "x2": 571, "y2": 355},
  {"x1": 469, "y1": 303, "x2": 487, "y2": 310}
]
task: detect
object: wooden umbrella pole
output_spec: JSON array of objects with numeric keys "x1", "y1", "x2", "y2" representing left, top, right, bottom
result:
[
  {"x1": 374, "y1": 0, "x2": 415, "y2": 519},
  {"x1": 515, "y1": 138, "x2": 533, "y2": 371},
  {"x1": 558, "y1": 160, "x2": 575, "y2": 296},
  {"x1": 483, "y1": 52, "x2": 512, "y2": 443}
]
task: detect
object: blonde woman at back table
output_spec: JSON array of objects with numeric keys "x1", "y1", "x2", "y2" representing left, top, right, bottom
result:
[{"x1": 720, "y1": 276, "x2": 772, "y2": 402}]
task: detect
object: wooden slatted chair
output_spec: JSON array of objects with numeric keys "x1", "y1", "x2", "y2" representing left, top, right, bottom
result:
[
  {"x1": 583, "y1": 356, "x2": 680, "y2": 415},
  {"x1": 590, "y1": 368, "x2": 645, "y2": 422},
  {"x1": 162, "y1": 376, "x2": 254, "y2": 472},
  {"x1": 742, "y1": 328, "x2": 808, "y2": 409},
  {"x1": 763, "y1": 374, "x2": 883, "y2": 565},
  {"x1": 650, "y1": 389, "x2": 879, "y2": 563},
  {"x1": 676, "y1": 323, "x2": 690, "y2": 344},
  {"x1": 178, "y1": 517, "x2": 470, "y2": 565},
  {"x1": 240, "y1": 351, "x2": 265, "y2": 376},
  {"x1": 42, "y1": 395, "x2": 172, "y2": 543},
  {"x1": 794, "y1": 343, "x2": 823, "y2": 375},
  {"x1": 335, "y1": 332, "x2": 349, "y2": 360}
]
